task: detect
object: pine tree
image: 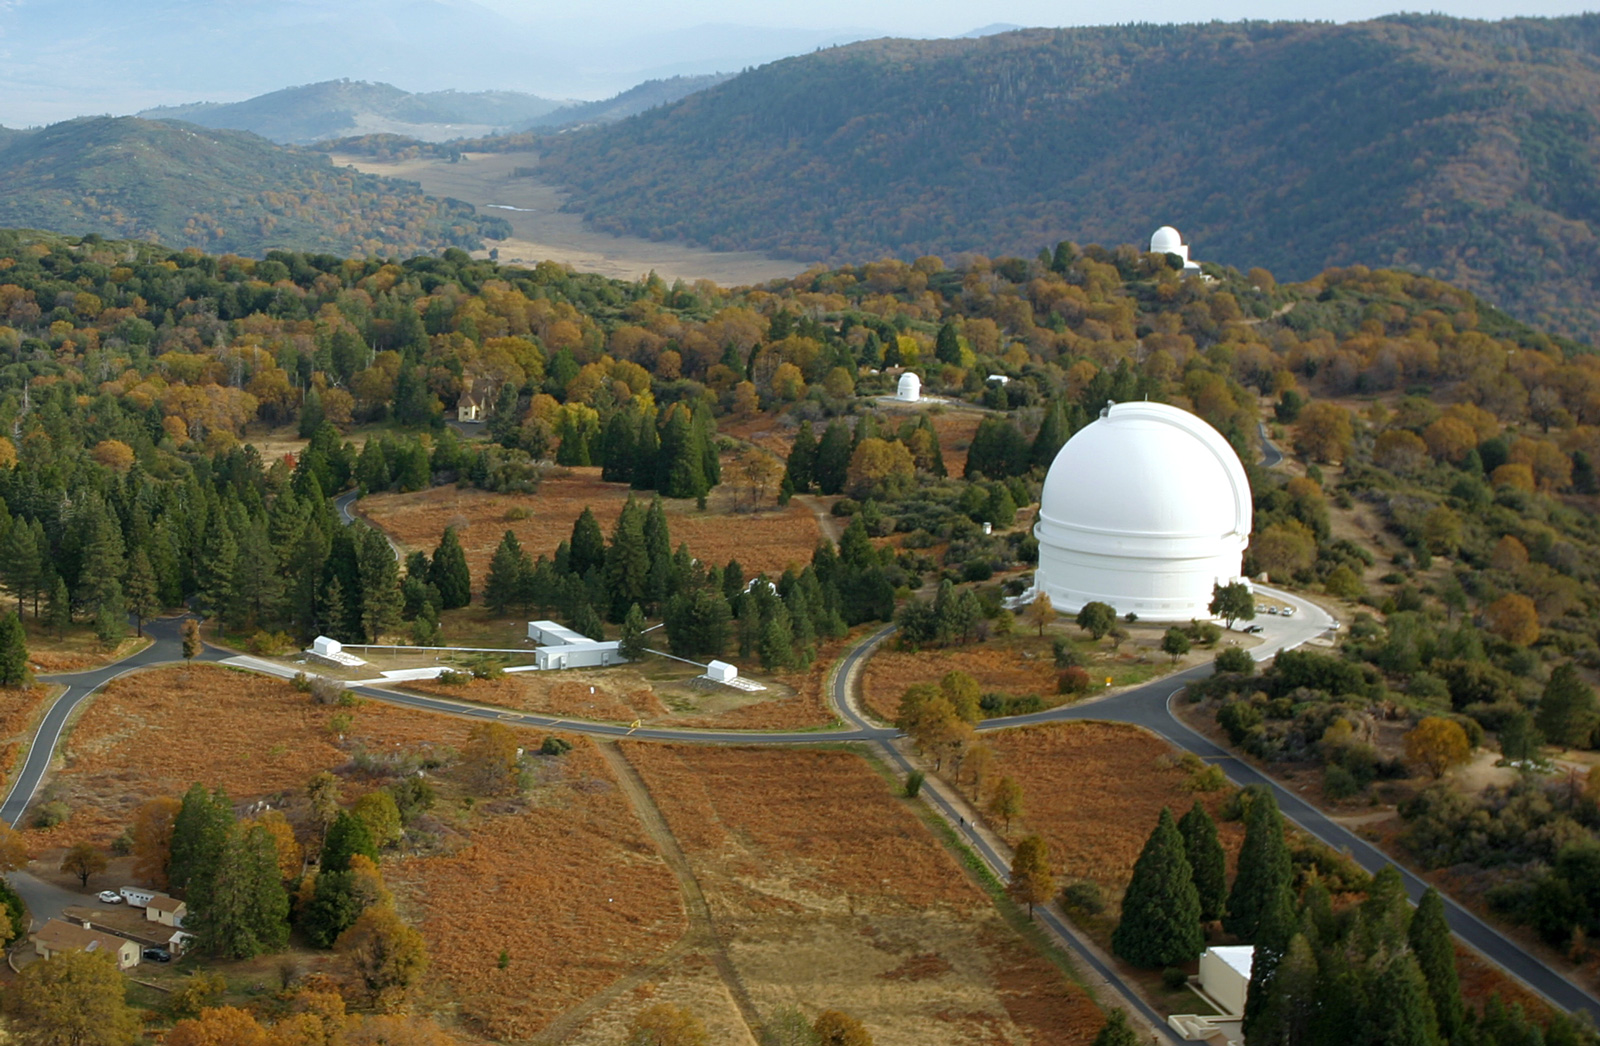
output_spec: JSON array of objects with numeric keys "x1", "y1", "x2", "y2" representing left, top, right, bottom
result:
[
  {"x1": 76, "y1": 505, "x2": 126, "y2": 622},
  {"x1": 1031, "y1": 399, "x2": 1070, "y2": 469},
  {"x1": 643, "y1": 497, "x2": 673, "y2": 611},
  {"x1": 1250, "y1": 932, "x2": 1320, "y2": 1046},
  {"x1": 0, "y1": 611, "x2": 29, "y2": 687},
  {"x1": 935, "y1": 321, "x2": 962, "y2": 365},
  {"x1": 570, "y1": 600, "x2": 605, "y2": 642},
  {"x1": 692, "y1": 401, "x2": 720, "y2": 490},
  {"x1": 631, "y1": 409, "x2": 661, "y2": 490},
  {"x1": 1112, "y1": 807, "x2": 1204, "y2": 968},
  {"x1": 569, "y1": 507, "x2": 606, "y2": 577},
  {"x1": 1409, "y1": 888, "x2": 1463, "y2": 1043},
  {"x1": 604, "y1": 497, "x2": 651, "y2": 622},
  {"x1": 620, "y1": 603, "x2": 647, "y2": 661},
  {"x1": 1225, "y1": 787, "x2": 1293, "y2": 940},
  {"x1": 785, "y1": 419, "x2": 818, "y2": 494},
  {"x1": 600, "y1": 410, "x2": 637, "y2": 483},
  {"x1": 230, "y1": 516, "x2": 282, "y2": 629},
  {"x1": 46, "y1": 573, "x2": 70, "y2": 637},
  {"x1": 0, "y1": 520, "x2": 40, "y2": 617},
  {"x1": 355, "y1": 439, "x2": 389, "y2": 493},
  {"x1": 169, "y1": 784, "x2": 234, "y2": 894},
  {"x1": 1538, "y1": 662, "x2": 1598, "y2": 749},
  {"x1": 357, "y1": 527, "x2": 402, "y2": 642},
  {"x1": 484, "y1": 531, "x2": 530, "y2": 616},
  {"x1": 1361, "y1": 953, "x2": 1439, "y2": 1046},
  {"x1": 428, "y1": 526, "x2": 472, "y2": 609},
  {"x1": 321, "y1": 811, "x2": 378, "y2": 873},
  {"x1": 191, "y1": 823, "x2": 290, "y2": 959},
  {"x1": 1178, "y1": 801, "x2": 1227, "y2": 922},
  {"x1": 320, "y1": 576, "x2": 349, "y2": 641},
  {"x1": 1240, "y1": 868, "x2": 1297, "y2": 1039},
  {"x1": 198, "y1": 515, "x2": 237, "y2": 622},
  {"x1": 814, "y1": 420, "x2": 853, "y2": 495},
  {"x1": 123, "y1": 549, "x2": 161, "y2": 637},
  {"x1": 758, "y1": 603, "x2": 795, "y2": 670}
]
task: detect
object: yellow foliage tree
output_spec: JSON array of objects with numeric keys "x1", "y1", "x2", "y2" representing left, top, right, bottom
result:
[
  {"x1": 1293, "y1": 402, "x2": 1354, "y2": 463},
  {"x1": 1405, "y1": 717, "x2": 1472, "y2": 779},
  {"x1": 1484, "y1": 593, "x2": 1540, "y2": 646}
]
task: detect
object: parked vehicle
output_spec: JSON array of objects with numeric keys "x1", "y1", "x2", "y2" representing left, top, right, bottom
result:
[
  {"x1": 142, "y1": 947, "x2": 171, "y2": 963},
  {"x1": 1281, "y1": 607, "x2": 1296, "y2": 617},
  {"x1": 1244, "y1": 625, "x2": 1265, "y2": 634},
  {"x1": 97, "y1": 890, "x2": 123, "y2": 904}
]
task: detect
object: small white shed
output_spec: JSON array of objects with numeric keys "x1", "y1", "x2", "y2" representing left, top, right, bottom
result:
[
  {"x1": 311, "y1": 636, "x2": 342, "y2": 657},
  {"x1": 705, "y1": 660, "x2": 738, "y2": 684},
  {"x1": 1199, "y1": 945, "x2": 1254, "y2": 1017},
  {"x1": 119, "y1": 886, "x2": 158, "y2": 908}
]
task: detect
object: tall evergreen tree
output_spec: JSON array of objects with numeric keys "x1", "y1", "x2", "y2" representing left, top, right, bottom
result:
[
  {"x1": 321, "y1": 811, "x2": 378, "y2": 873},
  {"x1": 1240, "y1": 867, "x2": 1298, "y2": 1040},
  {"x1": 570, "y1": 599, "x2": 606, "y2": 642},
  {"x1": 604, "y1": 498, "x2": 650, "y2": 622},
  {"x1": 935, "y1": 320, "x2": 962, "y2": 365},
  {"x1": 1249, "y1": 932, "x2": 1320, "y2": 1046},
  {"x1": 356, "y1": 527, "x2": 402, "y2": 642},
  {"x1": 197, "y1": 515, "x2": 237, "y2": 622},
  {"x1": 230, "y1": 516, "x2": 282, "y2": 629},
  {"x1": 320, "y1": 575, "x2": 349, "y2": 642},
  {"x1": 1225, "y1": 787, "x2": 1293, "y2": 940},
  {"x1": 428, "y1": 526, "x2": 472, "y2": 609},
  {"x1": 168, "y1": 784, "x2": 234, "y2": 894},
  {"x1": 484, "y1": 531, "x2": 530, "y2": 616},
  {"x1": 620, "y1": 603, "x2": 648, "y2": 661},
  {"x1": 0, "y1": 521, "x2": 40, "y2": 617},
  {"x1": 1112, "y1": 807, "x2": 1204, "y2": 968},
  {"x1": 1409, "y1": 888, "x2": 1464, "y2": 1043},
  {"x1": 191, "y1": 823, "x2": 290, "y2": 959},
  {"x1": 600, "y1": 410, "x2": 637, "y2": 483},
  {"x1": 630, "y1": 408, "x2": 661, "y2": 490},
  {"x1": 786, "y1": 420, "x2": 818, "y2": 493},
  {"x1": 642, "y1": 497, "x2": 673, "y2": 611},
  {"x1": 0, "y1": 611, "x2": 29, "y2": 687},
  {"x1": 46, "y1": 573, "x2": 70, "y2": 637},
  {"x1": 1178, "y1": 801, "x2": 1227, "y2": 922},
  {"x1": 1360, "y1": 953, "x2": 1440, "y2": 1046},
  {"x1": 76, "y1": 504, "x2": 126, "y2": 622},
  {"x1": 813, "y1": 420, "x2": 853, "y2": 495},
  {"x1": 1538, "y1": 662, "x2": 1598, "y2": 749},
  {"x1": 123, "y1": 549, "x2": 161, "y2": 637},
  {"x1": 758, "y1": 603, "x2": 795, "y2": 671},
  {"x1": 569, "y1": 507, "x2": 606, "y2": 577}
]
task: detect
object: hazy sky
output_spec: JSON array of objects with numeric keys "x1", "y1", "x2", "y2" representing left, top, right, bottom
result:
[{"x1": 478, "y1": 0, "x2": 1598, "y2": 35}]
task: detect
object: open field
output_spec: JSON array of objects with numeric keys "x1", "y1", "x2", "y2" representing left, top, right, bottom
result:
[
  {"x1": 23, "y1": 663, "x2": 479, "y2": 847},
  {"x1": 0, "y1": 682, "x2": 59, "y2": 795},
  {"x1": 333, "y1": 151, "x2": 801, "y2": 287},
  {"x1": 359, "y1": 468, "x2": 822, "y2": 589},
  {"x1": 390, "y1": 738, "x2": 686, "y2": 1041},
  {"x1": 619, "y1": 743, "x2": 1105, "y2": 1046}
]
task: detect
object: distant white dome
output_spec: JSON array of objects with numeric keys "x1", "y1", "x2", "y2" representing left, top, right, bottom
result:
[
  {"x1": 897, "y1": 372, "x2": 922, "y2": 402},
  {"x1": 1033, "y1": 402, "x2": 1252, "y2": 621},
  {"x1": 1150, "y1": 226, "x2": 1184, "y2": 253}
]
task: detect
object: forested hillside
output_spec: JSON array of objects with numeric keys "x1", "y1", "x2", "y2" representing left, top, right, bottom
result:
[
  {"x1": 0, "y1": 117, "x2": 509, "y2": 257},
  {"x1": 536, "y1": 14, "x2": 1600, "y2": 342}
]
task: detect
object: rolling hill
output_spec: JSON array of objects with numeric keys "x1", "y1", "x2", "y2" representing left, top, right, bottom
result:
[
  {"x1": 0, "y1": 117, "x2": 509, "y2": 257},
  {"x1": 139, "y1": 81, "x2": 569, "y2": 144},
  {"x1": 534, "y1": 15, "x2": 1600, "y2": 343}
]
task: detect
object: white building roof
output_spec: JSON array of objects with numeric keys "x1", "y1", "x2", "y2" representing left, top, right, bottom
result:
[
  {"x1": 529, "y1": 621, "x2": 593, "y2": 646},
  {"x1": 1151, "y1": 225, "x2": 1185, "y2": 253},
  {"x1": 1210, "y1": 945, "x2": 1254, "y2": 979}
]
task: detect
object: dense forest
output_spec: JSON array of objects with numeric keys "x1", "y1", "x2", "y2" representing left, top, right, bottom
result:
[
  {"x1": 0, "y1": 117, "x2": 509, "y2": 257},
  {"x1": 522, "y1": 14, "x2": 1600, "y2": 343}
]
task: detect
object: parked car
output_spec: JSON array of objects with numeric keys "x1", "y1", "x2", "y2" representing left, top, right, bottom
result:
[
  {"x1": 1281, "y1": 607, "x2": 1296, "y2": 617},
  {"x1": 1267, "y1": 606, "x2": 1280, "y2": 615},
  {"x1": 1243, "y1": 624, "x2": 1265, "y2": 634},
  {"x1": 142, "y1": 947, "x2": 171, "y2": 963},
  {"x1": 97, "y1": 890, "x2": 123, "y2": 904}
]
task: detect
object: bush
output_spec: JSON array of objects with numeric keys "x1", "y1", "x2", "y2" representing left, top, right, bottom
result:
[
  {"x1": 1323, "y1": 763, "x2": 1364, "y2": 799},
  {"x1": 291, "y1": 672, "x2": 312, "y2": 692},
  {"x1": 308, "y1": 676, "x2": 345, "y2": 705},
  {"x1": 831, "y1": 498, "x2": 860, "y2": 517},
  {"x1": 539, "y1": 736, "x2": 572, "y2": 756},
  {"x1": 1185, "y1": 765, "x2": 1229, "y2": 792},
  {"x1": 436, "y1": 670, "x2": 471, "y2": 685},
  {"x1": 1062, "y1": 880, "x2": 1105, "y2": 914},
  {"x1": 1057, "y1": 666, "x2": 1092, "y2": 694},
  {"x1": 503, "y1": 506, "x2": 531, "y2": 521},
  {"x1": 1162, "y1": 967, "x2": 1189, "y2": 990},
  {"x1": 904, "y1": 770, "x2": 925, "y2": 798},
  {"x1": 246, "y1": 630, "x2": 295, "y2": 656},
  {"x1": 1052, "y1": 636, "x2": 1083, "y2": 668},
  {"x1": 109, "y1": 831, "x2": 134, "y2": 857},
  {"x1": 1217, "y1": 700, "x2": 1264, "y2": 744},
  {"x1": 979, "y1": 692, "x2": 1045, "y2": 716},
  {"x1": 31, "y1": 801, "x2": 69, "y2": 828}
]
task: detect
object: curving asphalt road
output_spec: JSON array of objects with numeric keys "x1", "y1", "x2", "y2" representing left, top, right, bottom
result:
[{"x1": 1258, "y1": 421, "x2": 1284, "y2": 469}]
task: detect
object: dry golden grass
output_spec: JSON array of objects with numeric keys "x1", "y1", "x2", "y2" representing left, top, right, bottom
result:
[
  {"x1": 26, "y1": 664, "x2": 478, "y2": 848},
  {"x1": 393, "y1": 739, "x2": 685, "y2": 1042},
  {"x1": 975, "y1": 722, "x2": 1244, "y2": 901},
  {"x1": 622, "y1": 744, "x2": 1104, "y2": 1046},
  {"x1": 359, "y1": 467, "x2": 820, "y2": 589},
  {"x1": 863, "y1": 644, "x2": 1060, "y2": 721},
  {"x1": 0, "y1": 682, "x2": 58, "y2": 794}
]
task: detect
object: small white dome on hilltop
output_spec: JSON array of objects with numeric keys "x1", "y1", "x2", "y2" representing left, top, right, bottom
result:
[
  {"x1": 897, "y1": 372, "x2": 922, "y2": 402},
  {"x1": 1150, "y1": 225, "x2": 1184, "y2": 254},
  {"x1": 1033, "y1": 401, "x2": 1252, "y2": 621}
]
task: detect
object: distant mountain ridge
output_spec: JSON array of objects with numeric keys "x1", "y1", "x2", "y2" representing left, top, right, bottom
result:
[
  {"x1": 139, "y1": 81, "x2": 570, "y2": 144},
  {"x1": 534, "y1": 15, "x2": 1600, "y2": 343},
  {"x1": 0, "y1": 117, "x2": 508, "y2": 256},
  {"x1": 523, "y1": 75, "x2": 736, "y2": 131}
]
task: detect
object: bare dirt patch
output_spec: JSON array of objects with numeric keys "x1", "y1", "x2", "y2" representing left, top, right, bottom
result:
[
  {"x1": 620, "y1": 744, "x2": 1104, "y2": 1046},
  {"x1": 359, "y1": 469, "x2": 821, "y2": 589}
]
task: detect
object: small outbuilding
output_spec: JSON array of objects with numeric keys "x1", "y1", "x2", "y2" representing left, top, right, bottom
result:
[
  {"x1": 457, "y1": 388, "x2": 485, "y2": 423},
  {"x1": 527, "y1": 620, "x2": 627, "y2": 670},
  {"x1": 705, "y1": 660, "x2": 738, "y2": 684},
  {"x1": 896, "y1": 371, "x2": 922, "y2": 403},
  {"x1": 307, "y1": 636, "x2": 367, "y2": 668},
  {"x1": 118, "y1": 886, "x2": 158, "y2": 908},
  {"x1": 146, "y1": 895, "x2": 186, "y2": 928},
  {"x1": 32, "y1": 919, "x2": 141, "y2": 969}
]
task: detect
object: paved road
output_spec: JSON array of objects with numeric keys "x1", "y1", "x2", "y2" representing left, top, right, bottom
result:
[{"x1": 1258, "y1": 421, "x2": 1284, "y2": 468}]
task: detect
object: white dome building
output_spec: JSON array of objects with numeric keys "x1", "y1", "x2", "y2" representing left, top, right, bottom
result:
[
  {"x1": 1150, "y1": 225, "x2": 1201, "y2": 273},
  {"x1": 1033, "y1": 401, "x2": 1252, "y2": 621},
  {"x1": 897, "y1": 371, "x2": 922, "y2": 403}
]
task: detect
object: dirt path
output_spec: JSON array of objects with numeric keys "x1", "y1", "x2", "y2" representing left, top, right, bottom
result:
[
  {"x1": 794, "y1": 494, "x2": 841, "y2": 543},
  {"x1": 577, "y1": 742, "x2": 764, "y2": 1043}
]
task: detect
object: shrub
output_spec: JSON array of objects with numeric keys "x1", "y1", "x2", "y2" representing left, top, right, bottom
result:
[
  {"x1": 31, "y1": 801, "x2": 69, "y2": 828},
  {"x1": 831, "y1": 498, "x2": 860, "y2": 517},
  {"x1": 109, "y1": 831, "x2": 134, "y2": 857},
  {"x1": 308, "y1": 676, "x2": 345, "y2": 705},
  {"x1": 1062, "y1": 880, "x2": 1105, "y2": 914},
  {"x1": 1214, "y1": 647, "x2": 1255, "y2": 675},
  {"x1": 1323, "y1": 763, "x2": 1363, "y2": 799},
  {"x1": 436, "y1": 670, "x2": 471, "y2": 685},
  {"x1": 539, "y1": 736, "x2": 572, "y2": 756},
  {"x1": 1052, "y1": 636, "x2": 1083, "y2": 668},
  {"x1": 1217, "y1": 700, "x2": 1264, "y2": 744},
  {"x1": 503, "y1": 506, "x2": 531, "y2": 521},
  {"x1": 1162, "y1": 967, "x2": 1189, "y2": 990},
  {"x1": 246, "y1": 630, "x2": 295, "y2": 656},
  {"x1": 1185, "y1": 765, "x2": 1229, "y2": 792},
  {"x1": 1057, "y1": 666, "x2": 1092, "y2": 694},
  {"x1": 904, "y1": 770, "x2": 925, "y2": 798}
]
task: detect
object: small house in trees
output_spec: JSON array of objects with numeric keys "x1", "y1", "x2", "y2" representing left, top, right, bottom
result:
[
  {"x1": 457, "y1": 387, "x2": 486, "y2": 423},
  {"x1": 145, "y1": 894, "x2": 186, "y2": 928},
  {"x1": 527, "y1": 620, "x2": 625, "y2": 670},
  {"x1": 32, "y1": 919, "x2": 141, "y2": 969}
]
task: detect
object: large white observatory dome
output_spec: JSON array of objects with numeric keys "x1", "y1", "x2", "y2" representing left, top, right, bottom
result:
[
  {"x1": 1033, "y1": 401, "x2": 1252, "y2": 621},
  {"x1": 897, "y1": 371, "x2": 922, "y2": 402},
  {"x1": 1150, "y1": 226, "x2": 1185, "y2": 254}
]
